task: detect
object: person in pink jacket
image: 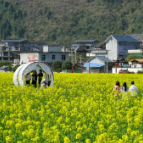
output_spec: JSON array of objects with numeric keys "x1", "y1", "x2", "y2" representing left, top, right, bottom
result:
[{"x1": 113, "y1": 81, "x2": 121, "y2": 96}]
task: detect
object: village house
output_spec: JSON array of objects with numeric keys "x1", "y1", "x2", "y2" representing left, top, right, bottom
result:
[
  {"x1": 0, "y1": 39, "x2": 44, "y2": 62},
  {"x1": 82, "y1": 35, "x2": 141, "y2": 73},
  {"x1": 20, "y1": 45, "x2": 69, "y2": 66},
  {"x1": 83, "y1": 56, "x2": 113, "y2": 73},
  {"x1": 105, "y1": 35, "x2": 141, "y2": 61}
]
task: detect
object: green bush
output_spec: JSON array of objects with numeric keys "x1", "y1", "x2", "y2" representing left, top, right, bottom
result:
[
  {"x1": 12, "y1": 65, "x2": 20, "y2": 72},
  {"x1": 52, "y1": 61, "x2": 62, "y2": 72},
  {"x1": 62, "y1": 61, "x2": 72, "y2": 70},
  {"x1": 137, "y1": 70, "x2": 143, "y2": 74},
  {"x1": 0, "y1": 61, "x2": 13, "y2": 67},
  {"x1": 126, "y1": 71, "x2": 135, "y2": 74},
  {"x1": 125, "y1": 54, "x2": 138, "y2": 62}
]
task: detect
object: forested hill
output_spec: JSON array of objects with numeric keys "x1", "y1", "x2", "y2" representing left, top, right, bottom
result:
[{"x1": 0, "y1": 0, "x2": 143, "y2": 46}]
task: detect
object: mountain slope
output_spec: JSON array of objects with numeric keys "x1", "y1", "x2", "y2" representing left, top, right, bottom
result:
[{"x1": 1, "y1": 0, "x2": 143, "y2": 46}]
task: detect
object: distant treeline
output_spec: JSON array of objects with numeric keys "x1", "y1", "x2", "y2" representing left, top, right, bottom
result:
[{"x1": 0, "y1": 0, "x2": 143, "y2": 46}]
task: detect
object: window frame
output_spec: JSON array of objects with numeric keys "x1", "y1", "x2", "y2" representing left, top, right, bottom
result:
[
  {"x1": 41, "y1": 55, "x2": 46, "y2": 61},
  {"x1": 52, "y1": 55, "x2": 55, "y2": 60},
  {"x1": 62, "y1": 55, "x2": 66, "y2": 61}
]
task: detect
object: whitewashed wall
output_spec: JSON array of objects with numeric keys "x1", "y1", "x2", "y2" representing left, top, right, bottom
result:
[
  {"x1": 106, "y1": 38, "x2": 118, "y2": 61},
  {"x1": 20, "y1": 53, "x2": 39, "y2": 64},
  {"x1": 112, "y1": 67, "x2": 143, "y2": 73}
]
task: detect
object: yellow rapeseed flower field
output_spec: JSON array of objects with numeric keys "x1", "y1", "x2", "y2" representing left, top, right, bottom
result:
[{"x1": 1, "y1": 73, "x2": 143, "y2": 143}]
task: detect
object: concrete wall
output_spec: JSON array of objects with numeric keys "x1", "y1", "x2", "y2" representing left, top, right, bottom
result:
[
  {"x1": 20, "y1": 52, "x2": 69, "y2": 65},
  {"x1": 39, "y1": 52, "x2": 69, "y2": 63},
  {"x1": 20, "y1": 53, "x2": 39, "y2": 64},
  {"x1": 128, "y1": 49, "x2": 142, "y2": 54},
  {"x1": 86, "y1": 53, "x2": 95, "y2": 57},
  {"x1": 106, "y1": 38, "x2": 118, "y2": 61},
  {"x1": 43, "y1": 45, "x2": 60, "y2": 52},
  {"x1": 112, "y1": 67, "x2": 143, "y2": 73},
  {"x1": 48, "y1": 46, "x2": 60, "y2": 52}
]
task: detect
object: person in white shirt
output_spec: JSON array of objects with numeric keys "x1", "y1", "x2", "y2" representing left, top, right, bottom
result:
[
  {"x1": 129, "y1": 81, "x2": 138, "y2": 96},
  {"x1": 25, "y1": 73, "x2": 31, "y2": 85},
  {"x1": 40, "y1": 79, "x2": 48, "y2": 88}
]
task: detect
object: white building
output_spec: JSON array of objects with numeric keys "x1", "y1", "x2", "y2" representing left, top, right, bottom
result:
[
  {"x1": 105, "y1": 35, "x2": 141, "y2": 61},
  {"x1": 20, "y1": 45, "x2": 69, "y2": 66}
]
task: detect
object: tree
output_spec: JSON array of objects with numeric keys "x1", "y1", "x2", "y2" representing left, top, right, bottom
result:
[
  {"x1": 62, "y1": 61, "x2": 72, "y2": 70},
  {"x1": 12, "y1": 65, "x2": 20, "y2": 72},
  {"x1": 1, "y1": 46, "x2": 7, "y2": 51},
  {"x1": 52, "y1": 61, "x2": 62, "y2": 72},
  {"x1": 125, "y1": 54, "x2": 138, "y2": 62}
]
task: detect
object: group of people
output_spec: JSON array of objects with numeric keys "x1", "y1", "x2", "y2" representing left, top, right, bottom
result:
[
  {"x1": 113, "y1": 81, "x2": 138, "y2": 97},
  {"x1": 25, "y1": 69, "x2": 46, "y2": 87}
]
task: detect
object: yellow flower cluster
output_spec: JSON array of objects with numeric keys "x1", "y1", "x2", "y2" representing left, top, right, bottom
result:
[{"x1": 0, "y1": 73, "x2": 143, "y2": 142}]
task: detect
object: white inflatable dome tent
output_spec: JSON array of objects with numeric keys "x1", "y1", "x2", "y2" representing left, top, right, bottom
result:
[{"x1": 13, "y1": 62, "x2": 54, "y2": 87}]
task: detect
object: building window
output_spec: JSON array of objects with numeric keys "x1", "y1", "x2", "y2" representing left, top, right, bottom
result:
[
  {"x1": 10, "y1": 57, "x2": 14, "y2": 61},
  {"x1": 42, "y1": 55, "x2": 46, "y2": 61},
  {"x1": 62, "y1": 55, "x2": 66, "y2": 61},
  {"x1": 86, "y1": 46, "x2": 89, "y2": 49},
  {"x1": 15, "y1": 47, "x2": 18, "y2": 50},
  {"x1": 119, "y1": 55, "x2": 123, "y2": 58},
  {"x1": 52, "y1": 55, "x2": 55, "y2": 60},
  {"x1": 3, "y1": 57, "x2": 8, "y2": 60},
  {"x1": 3, "y1": 52, "x2": 8, "y2": 56}
]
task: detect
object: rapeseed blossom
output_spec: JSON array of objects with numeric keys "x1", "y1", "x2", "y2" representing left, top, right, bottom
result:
[{"x1": 0, "y1": 73, "x2": 143, "y2": 142}]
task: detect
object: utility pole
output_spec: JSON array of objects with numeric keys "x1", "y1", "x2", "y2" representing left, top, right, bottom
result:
[
  {"x1": 71, "y1": 46, "x2": 74, "y2": 64},
  {"x1": 84, "y1": 48, "x2": 92, "y2": 73},
  {"x1": 106, "y1": 50, "x2": 111, "y2": 73},
  {"x1": 74, "y1": 48, "x2": 77, "y2": 64},
  {"x1": 88, "y1": 52, "x2": 90, "y2": 73},
  {"x1": 80, "y1": 55, "x2": 82, "y2": 64}
]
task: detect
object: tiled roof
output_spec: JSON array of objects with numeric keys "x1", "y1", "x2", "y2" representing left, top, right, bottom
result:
[
  {"x1": 105, "y1": 35, "x2": 140, "y2": 43},
  {"x1": 113, "y1": 35, "x2": 140, "y2": 42},
  {"x1": 131, "y1": 59, "x2": 143, "y2": 63},
  {"x1": 1, "y1": 39, "x2": 26, "y2": 43},
  {"x1": 129, "y1": 34, "x2": 143, "y2": 40},
  {"x1": 96, "y1": 56, "x2": 113, "y2": 62},
  {"x1": 73, "y1": 40, "x2": 96, "y2": 44}
]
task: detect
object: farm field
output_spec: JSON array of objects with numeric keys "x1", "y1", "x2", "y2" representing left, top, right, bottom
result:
[{"x1": 1, "y1": 73, "x2": 143, "y2": 143}]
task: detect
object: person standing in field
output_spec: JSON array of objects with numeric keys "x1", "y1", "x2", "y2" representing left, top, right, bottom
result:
[
  {"x1": 38, "y1": 69, "x2": 43, "y2": 86},
  {"x1": 25, "y1": 72, "x2": 31, "y2": 85},
  {"x1": 113, "y1": 81, "x2": 121, "y2": 96},
  {"x1": 32, "y1": 70, "x2": 37, "y2": 87},
  {"x1": 129, "y1": 81, "x2": 138, "y2": 96}
]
